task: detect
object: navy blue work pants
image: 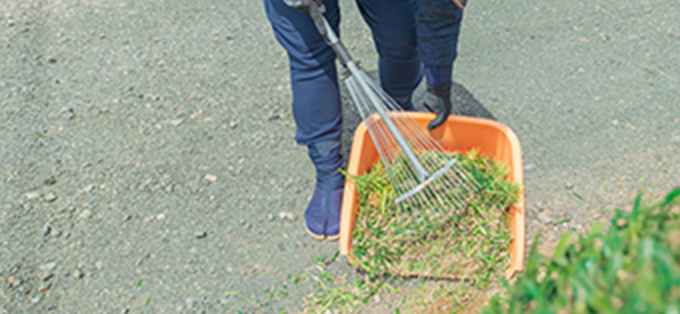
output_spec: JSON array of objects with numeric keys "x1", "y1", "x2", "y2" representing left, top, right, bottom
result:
[{"x1": 264, "y1": 0, "x2": 462, "y2": 146}]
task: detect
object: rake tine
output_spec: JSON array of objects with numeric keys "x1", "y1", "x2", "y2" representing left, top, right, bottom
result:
[{"x1": 319, "y1": 12, "x2": 485, "y2": 232}]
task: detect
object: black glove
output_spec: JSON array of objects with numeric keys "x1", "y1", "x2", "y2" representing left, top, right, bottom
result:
[
  {"x1": 284, "y1": 0, "x2": 324, "y2": 13},
  {"x1": 422, "y1": 84, "x2": 452, "y2": 130}
]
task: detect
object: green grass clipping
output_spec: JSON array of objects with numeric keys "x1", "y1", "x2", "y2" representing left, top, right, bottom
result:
[{"x1": 349, "y1": 150, "x2": 521, "y2": 282}]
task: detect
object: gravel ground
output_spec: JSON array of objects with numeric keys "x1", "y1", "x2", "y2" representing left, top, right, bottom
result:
[{"x1": 1, "y1": 0, "x2": 678, "y2": 313}]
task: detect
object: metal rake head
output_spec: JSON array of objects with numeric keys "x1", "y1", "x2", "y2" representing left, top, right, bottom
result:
[{"x1": 343, "y1": 69, "x2": 486, "y2": 228}]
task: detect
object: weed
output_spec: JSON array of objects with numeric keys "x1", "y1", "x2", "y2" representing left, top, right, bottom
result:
[{"x1": 484, "y1": 188, "x2": 680, "y2": 313}]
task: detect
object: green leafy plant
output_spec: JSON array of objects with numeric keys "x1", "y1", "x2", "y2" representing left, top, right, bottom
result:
[{"x1": 484, "y1": 188, "x2": 680, "y2": 313}]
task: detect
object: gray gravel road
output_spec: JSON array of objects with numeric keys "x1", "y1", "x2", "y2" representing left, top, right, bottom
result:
[{"x1": 1, "y1": 0, "x2": 678, "y2": 313}]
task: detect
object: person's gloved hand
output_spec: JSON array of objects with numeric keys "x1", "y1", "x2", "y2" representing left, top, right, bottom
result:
[
  {"x1": 283, "y1": 0, "x2": 323, "y2": 13},
  {"x1": 422, "y1": 83, "x2": 452, "y2": 130}
]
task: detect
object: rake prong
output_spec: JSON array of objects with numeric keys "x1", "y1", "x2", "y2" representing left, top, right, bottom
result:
[
  {"x1": 339, "y1": 39, "x2": 486, "y2": 232},
  {"x1": 346, "y1": 90, "x2": 483, "y2": 230}
]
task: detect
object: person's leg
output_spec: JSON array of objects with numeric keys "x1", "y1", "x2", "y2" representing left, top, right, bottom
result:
[
  {"x1": 355, "y1": 0, "x2": 422, "y2": 110},
  {"x1": 264, "y1": 0, "x2": 344, "y2": 240},
  {"x1": 413, "y1": 0, "x2": 465, "y2": 128},
  {"x1": 305, "y1": 140, "x2": 344, "y2": 241},
  {"x1": 264, "y1": 0, "x2": 342, "y2": 146},
  {"x1": 412, "y1": 0, "x2": 464, "y2": 88}
]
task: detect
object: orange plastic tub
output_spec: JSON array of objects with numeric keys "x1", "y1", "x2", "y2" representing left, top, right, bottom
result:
[{"x1": 339, "y1": 112, "x2": 525, "y2": 278}]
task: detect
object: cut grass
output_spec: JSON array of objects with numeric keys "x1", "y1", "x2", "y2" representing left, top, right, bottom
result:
[
  {"x1": 304, "y1": 150, "x2": 521, "y2": 313},
  {"x1": 350, "y1": 150, "x2": 521, "y2": 282}
]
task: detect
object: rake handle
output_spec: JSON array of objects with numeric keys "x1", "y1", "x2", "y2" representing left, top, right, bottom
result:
[
  {"x1": 308, "y1": 3, "x2": 429, "y2": 181},
  {"x1": 308, "y1": 4, "x2": 353, "y2": 68}
]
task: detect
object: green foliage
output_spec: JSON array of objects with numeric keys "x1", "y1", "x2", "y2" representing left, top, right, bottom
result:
[
  {"x1": 306, "y1": 272, "x2": 392, "y2": 313},
  {"x1": 483, "y1": 188, "x2": 680, "y2": 314}
]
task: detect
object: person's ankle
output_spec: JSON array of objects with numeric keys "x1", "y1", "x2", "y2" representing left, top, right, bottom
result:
[{"x1": 304, "y1": 140, "x2": 345, "y2": 240}]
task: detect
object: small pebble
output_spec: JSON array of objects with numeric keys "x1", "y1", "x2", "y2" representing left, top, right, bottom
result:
[
  {"x1": 239, "y1": 219, "x2": 246, "y2": 225},
  {"x1": 61, "y1": 108, "x2": 75, "y2": 120},
  {"x1": 40, "y1": 262, "x2": 57, "y2": 273},
  {"x1": 78, "y1": 209, "x2": 93, "y2": 220},
  {"x1": 195, "y1": 231, "x2": 207, "y2": 239},
  {"x1": 204, "y1": 174, "x2": 217, "y2": 183},
  {"x1": 565, "y1": 183, "x2": 574, "y2": 190},
  {"x1": 185, "y1": 297, "x2": 196, "y2": 310},
  {"x1": 38, "y1": 282, "x2": 51, "y2": 292},
  {"x1": 23, "y1": 191, "x2": 41, "y2": 200},
  {"x1": 278, "y1": 211, "x2": 297, "y2": 221},
  {"x1": 8, "y1": 277, "x2": 22, "y2": 288},
  {"x1": 616, "y1": 218, "x2": 627, "y2": 228},
  {"x1": 43, "y1": 224, "x2": 52, "y2": 236},
  {"x1": 84, "y1": 184, "x2": 96, "y2": 192},
  {"x1": 229, "y1": 121, "x2": 238, "y2": 129},
  {"x1": 95, "y1": 261, "x2": 104, "y2": 271},
  {"x1": 44, "y1": 176, "x2": 57, "y2": 186},
  {"x1": 227, "y1": 166, "x2": 242, "y2": 176},
  {"x1": 536, "y1": 202, "x2": 545, "y2": 212},
  {"x1": 73, "y1": 269, "x2": 84, "y2": 279},
  {"x1": 537, "y1": 213, "x2": 553, "y2": 225},
  {"x1": 44, "y1": 192, "x2": 58, "y2": 203},
  {"x1": 267, "y1": 213, "x2": 275, "y2": 221}
]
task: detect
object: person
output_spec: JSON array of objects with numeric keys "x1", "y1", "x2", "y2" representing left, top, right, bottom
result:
[{"x1": 263, "y1": 0, "x2": 464, "y2": 240}]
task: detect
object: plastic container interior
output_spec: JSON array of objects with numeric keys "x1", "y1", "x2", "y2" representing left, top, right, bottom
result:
[{"x1": 339, "y1": 112, "x2": 525, "y2": 278}]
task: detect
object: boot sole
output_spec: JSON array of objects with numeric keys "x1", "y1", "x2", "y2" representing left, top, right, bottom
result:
[
  {"x1": 306, "y1": 226, "x2": 326, "y2": 240},
  {"x1": 326, "y1": 233, "x2": 339, "y2": 241}
]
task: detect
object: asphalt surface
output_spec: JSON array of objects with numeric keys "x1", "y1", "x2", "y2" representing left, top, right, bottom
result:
[{"x1": 1, "y1": 0, "x2": 678, "y2": 313}]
